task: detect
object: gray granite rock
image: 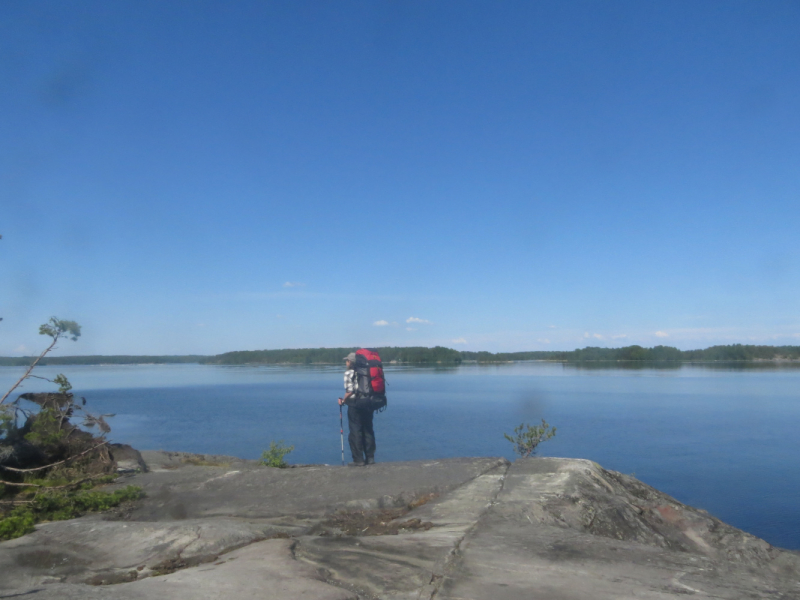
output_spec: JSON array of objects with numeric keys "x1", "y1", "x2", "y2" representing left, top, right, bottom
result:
[
  {"x1": 1, "y1": 453, "x2": 798, "y2": 599},
  {"x1": 110, "y1": 444, "x2": 148, "y2": 474}
]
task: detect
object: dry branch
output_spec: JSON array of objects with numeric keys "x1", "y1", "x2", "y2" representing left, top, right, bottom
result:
[
  {"x1": 0, "y1": 480, "x2": 43, "y2": 488},
  {"x1": 0, "y1": 337, "x2": 58, "y2": 405},
  {"x1": 1, "y1": 471, "x2": 112, "y2": 490}
]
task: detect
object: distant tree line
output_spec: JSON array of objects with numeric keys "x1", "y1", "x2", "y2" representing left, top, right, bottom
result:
[
  {"x1": 1, "y1": 344, "x2": 798, "y2": 366},
  {"x1": 201, "y1": 346, "x2": 463, "y2": 365},
  {"x1": 461, "y1": 344, "x2": 800, "y2": 362},
  {"x1": 0, "y1": 355, "x2": 205, "y2": 367}
]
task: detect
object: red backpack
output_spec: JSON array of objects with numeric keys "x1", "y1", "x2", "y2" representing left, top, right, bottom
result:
[{"x1": 354, "y1": 348, "x2": 387, "y2": 410}]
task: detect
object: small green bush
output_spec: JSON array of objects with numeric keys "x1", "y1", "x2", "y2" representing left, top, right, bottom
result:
[
  {"x1": 0, "y1": 485, "x2": 144, "y2": 541},
  {"x1": 504, "y1": 419, "x2": 556, "y2": 458},
  {"x1": 259, "y1": 440, "x2": 294, "y2": 468},
  {"x1": 0, "y1": 507, "x2": 36, "y2": 540},
  {"x1": 33, "y1": 485, "x2": 144, "y2": 519}
]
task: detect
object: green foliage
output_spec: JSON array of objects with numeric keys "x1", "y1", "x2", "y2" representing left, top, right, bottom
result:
[
  {"x1": 23, "y1": 407, "x2": 67, "y2": 447},
  {"x1": 32, "y1": 485, "x2": 144, "y2": 519},
  {"x1": 259, "y1": 440, "x2": 294, "y2": 468},
  {"x1": 0, "y1": 485, "x2": 144, "y2": 541},
  {"x1": 0, "y1": 405, "x2": 14, "y2": 438},
  {"x1": 504, "y1": 420, "x2": 557, "y2": 458},
  {"x1": 53, "y1": 374, "x2": 72, "y2": 394},
  {"x1": 0, "y1": 507, "x2": 36, "y2": 540},
  {"x1": 39, "y1": 317, "x2": 81, "y2": 341}
]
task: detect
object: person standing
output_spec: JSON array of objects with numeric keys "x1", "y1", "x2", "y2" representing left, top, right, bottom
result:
[{"x1": 338, "y1": 352, "x2": 376, "y2": 466}]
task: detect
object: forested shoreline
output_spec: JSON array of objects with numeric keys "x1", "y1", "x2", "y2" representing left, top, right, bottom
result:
[
  {"x1": 0, "y1": 355, "x2": 205, "y2": 366},
  {"x1": 1, "y1": 344, "x2": 799, "y2": 366}
]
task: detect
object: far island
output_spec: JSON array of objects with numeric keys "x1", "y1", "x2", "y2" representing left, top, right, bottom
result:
[{"x1": 1, "y1": 343, "x2": 799, "y2": 366}]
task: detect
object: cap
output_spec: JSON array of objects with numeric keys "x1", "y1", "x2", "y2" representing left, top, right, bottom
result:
[{"x1": 344, "y1": 352, "x2": 356, "y2": 362}]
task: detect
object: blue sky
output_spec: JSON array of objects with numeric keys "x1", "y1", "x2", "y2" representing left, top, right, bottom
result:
[{"x1": 1, "y1": 1, "x2": 799, "y2": 356}]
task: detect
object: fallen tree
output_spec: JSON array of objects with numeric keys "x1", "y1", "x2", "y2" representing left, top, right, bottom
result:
[{"x1": 0, "y1": 318, "x2": 143, "y2": 539}]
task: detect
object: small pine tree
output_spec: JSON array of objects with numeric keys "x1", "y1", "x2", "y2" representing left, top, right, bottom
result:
[
  {"x1": 259, "y1": 440, "x2": 294, "y2": 468},
  {"x1": 504, "y1": 419, "x2": 556, "y2": 458}
]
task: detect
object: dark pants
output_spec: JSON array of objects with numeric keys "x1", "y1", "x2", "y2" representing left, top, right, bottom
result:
[{"x1": 347, "y1": 403, "x2": 375, "y2": 463}]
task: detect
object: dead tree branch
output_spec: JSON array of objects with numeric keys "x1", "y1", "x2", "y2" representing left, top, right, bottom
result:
[
  {"x1": 0, "y1": 337, "x2": 58, "y2": 405},
  {"x1": 1, "y1": 471, "x2": 111, "y2": 490},
  {"x1": 0, "y1": 441, "x2": 109, "y2": 473}
]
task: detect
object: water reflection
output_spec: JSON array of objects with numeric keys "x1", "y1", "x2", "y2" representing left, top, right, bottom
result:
[
  {"x1": 562, "y1": 361, "x2": 682, "y2": 371},
  {"x1": 561, "y1": 360, "x2": 800, "y2": 372}
]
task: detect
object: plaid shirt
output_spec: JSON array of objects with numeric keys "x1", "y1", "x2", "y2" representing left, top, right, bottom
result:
[{"x1": 344, "y1": 369, "x2": 358, "y2": 394}]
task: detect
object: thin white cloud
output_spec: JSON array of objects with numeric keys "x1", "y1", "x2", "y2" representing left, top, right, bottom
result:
[
  {"x1": 655, "y1": 331, "x2": 669, "y2": 338},
  {"x1": 283, "y1": 281, "x2": 306, "y2": 288},
  {"x1": 406, "y1": 317, "x2": 432, "y2": 324},
  {"x1": 537, "y1": 338, "x2": 551, "y2": 344},
  {"x1": 406, "y1": 327, "x2": 417, "y2": 331},
  {"x1": 548, "y1": 325, "x2": 557, "y2": 329},
  {"x1": 584, "y1": 332, "x2": 590, "y2": 338},
  {"x1": 451, "y1": 337, "x2": 467, "y2": 345},
  {"x1": 14, "y1": 345, "x2": 29, "y2": 354},
  {"x1": 593, "y1": 333, "x2": 605, "y2": 340},
  {"x1": 610, "y1": 334, "x2": 627, "y2": 340},
  {"x1": 373, "y1": 320, "x2": 389, "y2": 326}
]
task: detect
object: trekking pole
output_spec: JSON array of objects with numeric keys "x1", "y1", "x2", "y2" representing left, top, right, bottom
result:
[{"x1": 339, "y1": 402, "x2": 345, "y2": 466}]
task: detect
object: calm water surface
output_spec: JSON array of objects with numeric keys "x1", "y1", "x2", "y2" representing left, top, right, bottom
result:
[{"x1": 2, "y1": 362, "x2": 799, "y2": 550}]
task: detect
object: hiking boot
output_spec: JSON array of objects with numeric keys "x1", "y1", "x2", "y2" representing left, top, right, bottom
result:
[
  {"x1": 365, "y1": 457, "x2": 376, "y2": 465},
  {"x1": 348, "y1": 461, "x2": 365, "y2": 467}
]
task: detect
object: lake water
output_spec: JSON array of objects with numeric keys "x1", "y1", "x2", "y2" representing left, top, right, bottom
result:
[{"x1": 2, "y1": 361, "x2": 799, "y2": 551}]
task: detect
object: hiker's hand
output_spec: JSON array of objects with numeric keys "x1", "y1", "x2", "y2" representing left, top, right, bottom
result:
[{"x1": 338, "y1": 397, "x2": 344, "y2": 406}]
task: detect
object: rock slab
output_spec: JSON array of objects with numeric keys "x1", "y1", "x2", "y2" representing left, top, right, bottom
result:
[{"x1": 1, "y1": 454, "x2": 798, "y2": 599}]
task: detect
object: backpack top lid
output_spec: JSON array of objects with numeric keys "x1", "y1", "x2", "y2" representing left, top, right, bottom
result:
[{"x1": 355, "y1": 348, "x2": 382, "y2": 365}]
